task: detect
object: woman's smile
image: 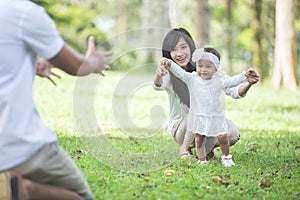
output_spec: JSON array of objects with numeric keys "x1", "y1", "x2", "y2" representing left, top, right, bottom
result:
[
  {"x1": 175, "y1": 56, "x2": 188, "y2": 66},
  {"x1": 170, "y1": 37, "x2": 191, "y2": 68}
]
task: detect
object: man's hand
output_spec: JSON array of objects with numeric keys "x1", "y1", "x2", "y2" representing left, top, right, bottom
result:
[
  {"x1": 85, "y1": 36, "x2": 112, "y2": 76},
  {"x1": 36, "y1": 58, "x2": 61, "y2": 86}
]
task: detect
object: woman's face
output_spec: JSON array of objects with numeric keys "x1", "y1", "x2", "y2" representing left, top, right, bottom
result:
[{"x1": 170, "y1": 37, "x2": 191, "y2": 68}]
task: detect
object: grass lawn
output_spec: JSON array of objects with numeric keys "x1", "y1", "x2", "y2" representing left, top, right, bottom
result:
[{"x1": 34, "y1": 70, "x2": 300, "y2": 200}]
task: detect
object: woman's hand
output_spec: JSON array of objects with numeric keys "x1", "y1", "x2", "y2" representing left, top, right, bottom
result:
[
  {"x1": 156, "y1": 58, "x2": 172, "y2": 77},
  {"x1": 156, "y1": 65, "x2": 168, "y2": 77},
  {"x1": 245, "y1": 68, "x2": 259, "y2": 85},
  {"x1": 36, "y1": 58, "x2": 61, "y2": 85},
  {"x1": 238, "y1": 68, "x2": 259, "y2": 96},
  {"x1": 154, "y1": 58, "x2": 172, "y2": 87}
]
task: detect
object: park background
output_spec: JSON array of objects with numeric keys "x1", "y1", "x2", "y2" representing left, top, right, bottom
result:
[{"x1": 33, "y1": 0, "x2": 299, "y2": 199}]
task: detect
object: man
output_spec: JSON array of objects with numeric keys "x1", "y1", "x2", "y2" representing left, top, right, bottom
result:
[{"x1": 0, "y1": 0, "x2": 112, "y2": 199}]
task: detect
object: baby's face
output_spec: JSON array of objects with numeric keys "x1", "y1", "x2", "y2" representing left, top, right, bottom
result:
[{"x1": 196, "y1": 59, "x2": 217, "y2": 80}]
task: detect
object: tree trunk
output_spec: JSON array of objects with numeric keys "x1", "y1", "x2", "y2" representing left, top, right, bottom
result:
[
  {"x1": 226, "y1": 0, "x2": 233, "y2": 75},
  {"x1": 117, "y1": 1, "x2": 127, "y2": 44},
  {"x1": 139, "y1": 0, "x2": 170, "y2": 63},
  {"x1": 295, "y1": 0, "x2": 300, "y2": 80},
  {"x1": 272, "y1": 0, "x2": 297, "y2": 90},
  {"x1": 251, "y1": 0, "x2": 268, "y2": 82},
  {"x1": 196, "y1": 0, "x2": 209, "y2": 46}
]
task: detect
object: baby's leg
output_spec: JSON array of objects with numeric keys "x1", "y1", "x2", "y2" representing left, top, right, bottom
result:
[
  {"x1": 195, "y1": 134, "x2": 206, "y2": 161},
  {"x1": 217, "y1": 133, "x2": 229, "y2": 156},
  {"x1": 212, "y1": 119, "x2": 240, "y2": 148},
  {"x1": 227, "y1": 119, "x2": 240, "y2": 146},
  {"x1": 218, "y1": 133, "x2": 235, "y2": 167}
]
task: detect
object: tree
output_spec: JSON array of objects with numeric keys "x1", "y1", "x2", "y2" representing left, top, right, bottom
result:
[
  {"x1": 295, "y1": 0, "x2": 300, "y2": 80},
  {"x1": 251, "y1": 0, "x2": 268, "y2": 82},
  {"x1": 272, "y1": 0, "x2": 297, "y2": 90},
  {"x1": 33, "y1": 0, "x2": 107, "y2": 53},
  {"x1": 116, "y1": 1, "x2": 127, "y2": 44},
  {"x1": 196, "y1": 0, "x2": 209, "y2": 45},
  {"x1": 226, "y1": 0, "x2": 233, "y2": 74},
  {"x1": 139, "y1": 0, "x2": 170, "y2": 63}
]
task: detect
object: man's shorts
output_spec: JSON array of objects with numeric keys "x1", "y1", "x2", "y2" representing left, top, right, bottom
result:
[{"x1": 10, "y1": 142, "x2": 92, "y2": 199}]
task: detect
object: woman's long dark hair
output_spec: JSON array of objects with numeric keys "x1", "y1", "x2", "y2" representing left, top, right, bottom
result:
[{"x1": 162, "y1": 28, "x2": 196, "y2": 107}]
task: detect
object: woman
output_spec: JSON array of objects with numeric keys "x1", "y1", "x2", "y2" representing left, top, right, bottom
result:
[{"x1": 153, "y1": 28, "x2": 259, "y2": 159}]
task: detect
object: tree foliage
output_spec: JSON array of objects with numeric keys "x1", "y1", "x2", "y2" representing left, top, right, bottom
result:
[
  {"x1": 32, "y1": 0, "x2": 298, "y2": 87},
  {"x1": 33, "y1": 0, "x2": 107, "y2": 53}
]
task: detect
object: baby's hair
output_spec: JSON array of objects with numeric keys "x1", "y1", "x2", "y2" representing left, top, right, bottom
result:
[{"x1": 204, "y1": 47, "x2": 221, "y2": 61}]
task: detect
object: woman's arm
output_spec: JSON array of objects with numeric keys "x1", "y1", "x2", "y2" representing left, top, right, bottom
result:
[
  {"x1": 238, "y1": 68, "x2": 259, "y2": 96},
  {"x1": 154, "y1": 64, "x2": 168, "y2": 87},
  {"x1": 238, "y1": 82, "x2": 253, "y2": 96}
]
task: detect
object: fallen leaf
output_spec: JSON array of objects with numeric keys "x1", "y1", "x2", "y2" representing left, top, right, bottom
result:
[
  {"x1": 119, "y1": 152, "x2": 125, "y2": 157},
  {"x1": 272, "y1": 170, "x2": 279, "y2": 176},
  {"x1": 281, "y1": 166, "x2": 288, "y2": 172},
  {"x1": 212, "y1": 176, "x2": 223, "y2": 184},
  {"x1": 233, "y1": 181, "x2": 239, "y2": 186},
  {"x1": 163, "y1": 169, "x2": 176, "y2": 175},
  {"x1": 247, "y1": 143, "x2": 258, "y2": 152},
  {"x1": 200, "y1": 185, "x2": 212, "y2": 189},
  {"x1": 186, "y1": 161, "x2": 192, "y2": 167},
  {"x1": 75, "y1": 149, "x2": 87, "y2": 154},
  {"x1": 259, "y1": 180, "x2": 272, "y2": 187},
  {"x1": 138, "y1": 173, "x2": 149, "y2": 178},
  {"x1": 146, "y1": 182, "x2": 156, "y2": 188},
  {"x1": 72, "y1": 155, "x2": 81, "y2": 160},
  {"x1": 160, "y1": 161, "x2": 169, "y2": 166}
]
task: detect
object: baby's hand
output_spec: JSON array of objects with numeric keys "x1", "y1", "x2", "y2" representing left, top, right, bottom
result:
[{"x1": 160, "y1": 58, "x2": 172, "y2": 68}]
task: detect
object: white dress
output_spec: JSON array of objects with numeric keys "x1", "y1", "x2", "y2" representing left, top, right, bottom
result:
[{"x1": 169, "y1": 62, "x2": 246, "y2": 136}]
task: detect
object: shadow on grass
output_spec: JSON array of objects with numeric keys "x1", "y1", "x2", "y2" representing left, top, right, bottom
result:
[
  {"x1": 57, "y1": 133, "x2": 179, "y2": 173},
  {"x1": 57, "y1": 127, "x2": 300, "y2": 173}
]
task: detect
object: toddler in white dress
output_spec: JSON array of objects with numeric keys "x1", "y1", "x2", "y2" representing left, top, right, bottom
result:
[{"x1": 161, "y1": 48, "x2": 248, "y2": 167}]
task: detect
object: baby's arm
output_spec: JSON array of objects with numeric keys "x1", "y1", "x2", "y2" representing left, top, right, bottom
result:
[
  {"x1": 161, "y1": 58, "x2": 191, "y2": 83},
  {"x1": 223, "y1": 71, "x2": 247, "y2": 88},
  {"x1": 223, "y1": 67, "x2": 259, "y2": 98}
]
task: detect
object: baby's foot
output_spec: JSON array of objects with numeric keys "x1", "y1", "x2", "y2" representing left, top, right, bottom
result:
[
  {"x1": 197, "y1": 160, "x2": 209, "y2": 165},
  {"x1": 221, "y1": 154, "x2": 235, "y2": 167}
]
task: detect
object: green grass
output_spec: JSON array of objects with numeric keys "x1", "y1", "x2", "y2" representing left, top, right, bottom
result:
[{"x1": 34, "y1": 70, "x2": 300, "y2": 200}]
